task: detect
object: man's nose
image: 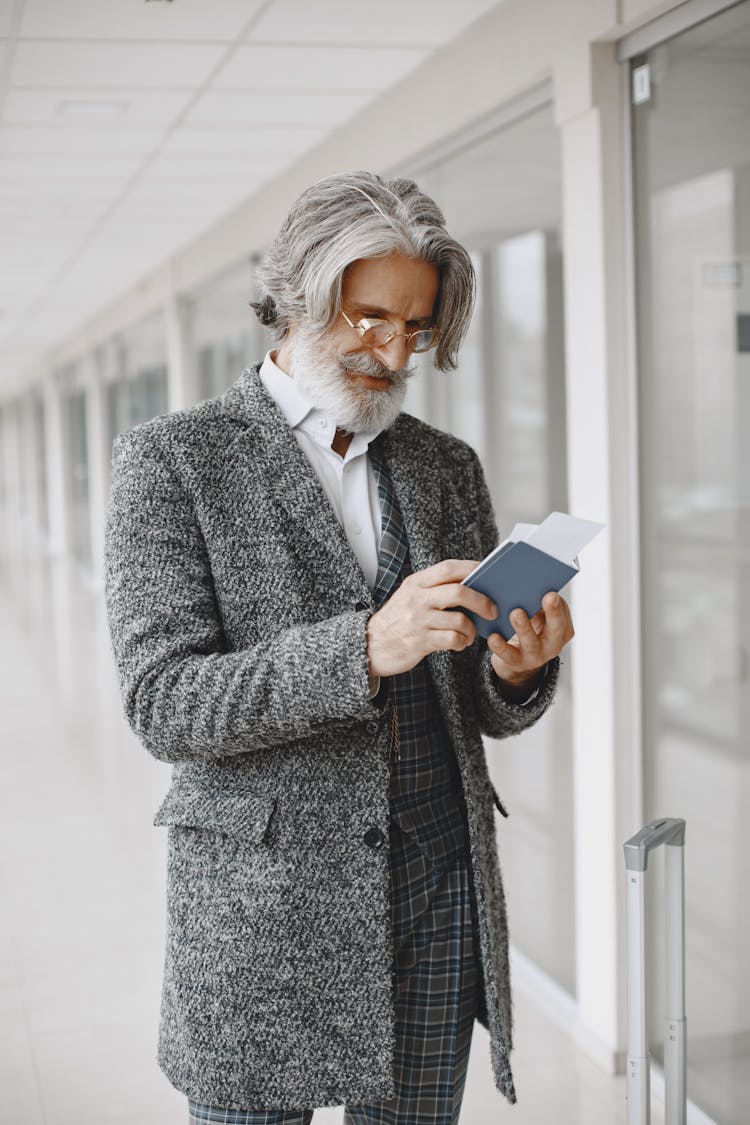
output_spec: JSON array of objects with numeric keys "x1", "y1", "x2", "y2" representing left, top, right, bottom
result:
[{"x1": 374, "y1": 333, "x2": 409, "y2": 371}]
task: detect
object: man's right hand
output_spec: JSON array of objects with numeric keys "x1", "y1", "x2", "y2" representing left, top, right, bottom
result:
[{"x1": 365, "y1": 559, "x2": 497, "y2": 678}]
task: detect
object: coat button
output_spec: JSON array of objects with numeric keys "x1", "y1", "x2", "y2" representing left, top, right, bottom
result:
[
  {"x1": 366, "y1": 720, "x2": 379, "y2": 735},
  {"x1": 364, "y1": 827, "x2": 384, "y2": 849}
]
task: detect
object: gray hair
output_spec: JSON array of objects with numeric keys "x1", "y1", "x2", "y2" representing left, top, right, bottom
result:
[{"x1": 251, "y1": 170, "x2": 475, "y2": 371}]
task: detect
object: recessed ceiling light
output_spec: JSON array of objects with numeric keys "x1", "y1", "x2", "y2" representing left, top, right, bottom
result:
[{"x1": 57, "y1": 99, "x2": 130, "y2": 119}]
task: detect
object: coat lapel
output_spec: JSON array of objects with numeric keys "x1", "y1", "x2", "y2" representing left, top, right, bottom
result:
[{"x1": 222, "y1": 365, "x2": 371, "y2": 602}]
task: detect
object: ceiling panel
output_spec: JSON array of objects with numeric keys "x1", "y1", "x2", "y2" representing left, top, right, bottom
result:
[
  {"x1": 215, "y1": 43, "x2": 429, "y2": 92},
  {"x1": 146, "y1": 149, "x2": 288, "y2": 181},
  {"x1": 162, "y1": 124, "x2": 328, "y2": 157},
  {"x1": 0, "y1": 179, "x2": 122, "y2": 213},
  {"x1": 0, "y1": 126, "x2": 165, "y2": 155},
  {"x1": 186, "y1": 89, "x2": 373, "y2": 126},
  {"x1": 0, "y1": 153, "x2": 145, "y2": 180},
  {"x1": 121, "y1": 173, "x2": 257, "y2": 204},
  {"x1": 248, "y1": 0, "x2": 503, "y2": 46},
  {"x1": 2, "y1": 88, "x2": 194, "y2": 125},
  {"x1": 2, "y1": 247, "x2": 80, "y2": 282},
  {"x1": 0, "y1": 0, "x2": 15, "y2": 37},
  {"x1": 20, "y1": 0, "x2": 267, "y2": 41},
  {"x1": 11, "y1": 40, "x2": 226, "y2": 88}
]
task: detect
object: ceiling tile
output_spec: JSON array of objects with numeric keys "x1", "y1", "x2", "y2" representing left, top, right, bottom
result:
[
  {"x1": 0, "y1": 0, "x2": 16, "y2": 37},
  {"x1": 248, "y1": 0, "x2": 503, "y2": 46},
  {"x1": 186, "y1": 89, "x2": 373, "y2": 127},
  {"x1": 10, "y1": 40, "x2": 226, "y2": 88},
  {"x1": 20, "y1": 0, "x2": 267, "y2": 41},
  {"x1": 0, "y1": 179, "x2": 123, "y2": 213},
  {"x1": 161, "y1": 124, "x2": 327, "y2": 157},
  {"x1": 145, "y1": 149, "x2": 288, "y2": 182},
  {"x1": 214, "y1": 43, "x2": 429, "y2": 92},
  {"x1": 0, "y1": 126, "x2": 164, "y2": 156},
  {"x1": 0, "y1": 153, "x2": 144, "y2": 180},
  {"x1": 2, "y1": 88, "x2": 194, "y2": 126}
]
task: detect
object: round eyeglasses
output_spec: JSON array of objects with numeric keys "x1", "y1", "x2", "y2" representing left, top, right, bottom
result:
[{"x1": 340, "y1": 310, "x2": 440, "y2": 353}]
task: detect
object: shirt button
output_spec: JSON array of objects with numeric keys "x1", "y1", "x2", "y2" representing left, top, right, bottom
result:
[
  {"x1": 364, "y1": 827, "x2": 384, "y2": 849},
  {"x1": 318, "y1": 418, "x2": 327, "y2": 428},
  {"x1": 366, "y1": 720, "x2": 379, "y2": 735},
  {"x1": 352, "y1": 523, "x2": 362, "y2": 536}
]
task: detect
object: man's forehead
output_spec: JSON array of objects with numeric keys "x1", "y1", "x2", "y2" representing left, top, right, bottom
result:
[{"x1": 342, "y1": 254, "x2": 439, "y2": 318}]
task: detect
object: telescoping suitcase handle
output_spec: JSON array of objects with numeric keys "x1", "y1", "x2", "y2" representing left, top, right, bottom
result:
[{"x1": 623, "y1": 818, "x2": 687, "y2": 1125}]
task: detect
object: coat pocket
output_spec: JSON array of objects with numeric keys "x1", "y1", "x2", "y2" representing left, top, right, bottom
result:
[{"x1": 153, "y1": 785, "x2": 277, "y2": 842}]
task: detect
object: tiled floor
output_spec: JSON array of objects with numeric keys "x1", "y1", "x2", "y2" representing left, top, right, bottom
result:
[{"x1": 0, "y1": 541, "x2": 660, "y2": 1125}]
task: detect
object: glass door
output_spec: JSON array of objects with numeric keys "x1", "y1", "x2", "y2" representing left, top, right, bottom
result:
[{"x1": 632, "y1": 4, "x2": 750, "y2": 1121}]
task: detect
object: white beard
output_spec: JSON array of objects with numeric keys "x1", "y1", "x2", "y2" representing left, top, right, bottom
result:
[{"x1": 290, "y1": 325, "x2": 412, "y2": 434}]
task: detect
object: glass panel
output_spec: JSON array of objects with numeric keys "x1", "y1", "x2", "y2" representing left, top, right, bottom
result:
[
  {"x1": 32, "y1": 390, "x2": 48, "y2": 534},
  {"x1": 403, "y1": 101, "x2": 573, "y2": 994},
  {"x1": 101, "y1": 313, "x2": 168, "y2": 454},
  {"x1": 63, "y1": 383, "x2": 90, "y2": 566},
  {"x1": 188, "y1": 257, "x2": 272, "y2": 397},
  {"x1": 632, "y1": 4, "x2": 750, "y2": 1121}
]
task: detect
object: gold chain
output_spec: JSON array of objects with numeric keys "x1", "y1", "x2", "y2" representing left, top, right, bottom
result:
[{"x1": 388, "y1": 706, "x2": 400, "y2": 761}]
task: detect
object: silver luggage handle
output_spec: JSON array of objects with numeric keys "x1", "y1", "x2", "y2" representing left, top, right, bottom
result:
[{"x1": 624, "y1": 818, "x2": 687, "y2": 1125}]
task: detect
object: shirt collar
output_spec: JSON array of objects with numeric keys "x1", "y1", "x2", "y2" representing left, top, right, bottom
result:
[
  {"x1": 259, "y1": 350, "x2": 314, "y2": 429},
  {"x1": 259, "y1": 350, "x2": 381, "y2": 458}
]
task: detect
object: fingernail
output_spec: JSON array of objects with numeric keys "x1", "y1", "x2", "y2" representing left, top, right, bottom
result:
[
  {"x1": 512, "y1": 610, "x2": 524, "y2": 626},
  {"x1": 551, "y1": 593, "x2": 560, "y2": 607}
]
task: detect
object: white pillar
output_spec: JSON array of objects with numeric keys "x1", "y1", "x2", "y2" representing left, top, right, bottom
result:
[
  {"x1": 83, "y1": 355, "x2": 109, "y2": 588},
  {"x1": 19, "y1": 392, "x2": 42, "y2": 540},
  {"x1": 42, "y1": 372, "x2": 69, "y2": 558},
  {"x1": 165, "y1": 284, "x2": 196, "y2": 412},
  {"x1": 555, "y1": 40, "x2": 642, "y2": 1073},
  {"x1": 0, "y1": 402, "x2": 23, "y2": 556}
]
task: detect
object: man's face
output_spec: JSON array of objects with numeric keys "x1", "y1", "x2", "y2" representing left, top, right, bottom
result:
[{"x1": 284, "y1": 253, "x2": 440, "y2": 434}]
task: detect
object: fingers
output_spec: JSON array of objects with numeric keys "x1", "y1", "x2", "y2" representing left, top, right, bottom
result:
[
  {"x1": 431, "y1": 627, "x2": 476, "y2": 652},
  {"x1": 486, "y1": 631, "x2": 523, "y2": 664},
  {"x1": 487, "y1": 592, "x2": 574, "y2": 670},
  {"x1": 410, "y1": 560, "x2": 500, "y2": 621},
  {"x1": 540, "y1": 591, "x2": 575, "y2": 645},
  {"x1": 413, "y1": 559, "x2": 481, "y2": 587},
  {"x1": 430, "y1": 582, "x2": 497, "y2": 622},
  {"x1": 528, "y1": 608, "x2": 546, "y2": 636},
  {"x1": 367, "y1": 568, "x2": 484, "y2": 676}
]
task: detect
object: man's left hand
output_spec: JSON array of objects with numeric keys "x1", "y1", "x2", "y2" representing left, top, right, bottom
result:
[{"x1": 488, "y1": 591, "x2": 574, "y2": 697}]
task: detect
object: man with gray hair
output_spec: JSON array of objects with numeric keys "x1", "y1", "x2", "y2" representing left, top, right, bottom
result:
[{"x1": 104, "y1": 170, "x2": 574, "y2": 1125}]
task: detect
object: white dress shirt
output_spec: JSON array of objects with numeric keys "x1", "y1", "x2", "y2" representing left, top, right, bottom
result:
[{"x1": 259, "y1": 351, "x2": 383, "y2": 592}]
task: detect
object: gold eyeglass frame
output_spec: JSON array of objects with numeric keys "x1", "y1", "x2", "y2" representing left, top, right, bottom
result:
[{"x1": 340, "y1": 310, "x2": 440, "y2": 353}]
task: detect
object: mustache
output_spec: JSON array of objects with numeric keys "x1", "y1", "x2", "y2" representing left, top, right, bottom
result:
[{"x1": 338, "y1": 350, "x2": 414, "y2": 382}]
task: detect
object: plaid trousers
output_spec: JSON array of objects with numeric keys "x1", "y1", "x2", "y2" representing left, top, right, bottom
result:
[{"x1": 188, "y1": 449, "x2": 482, "y2": 1125}]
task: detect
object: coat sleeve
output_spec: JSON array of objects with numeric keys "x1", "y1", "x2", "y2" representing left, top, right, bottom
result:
[
  {"x1": 465, "y1": 447, "x2": 560, "y2": 740},
  {"x1": 104, "y1": 432, "x2": 380, "y2": 764}
]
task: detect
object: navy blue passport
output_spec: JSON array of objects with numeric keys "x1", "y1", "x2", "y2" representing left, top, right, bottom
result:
[{"x1": 462, "y1": 540, "x2": 577, "y2": 641}]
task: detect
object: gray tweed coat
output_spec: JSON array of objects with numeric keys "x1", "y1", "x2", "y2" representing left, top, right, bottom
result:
[{"x1": 104, "y1": 363, "x2": 559, "y2": 1111}]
